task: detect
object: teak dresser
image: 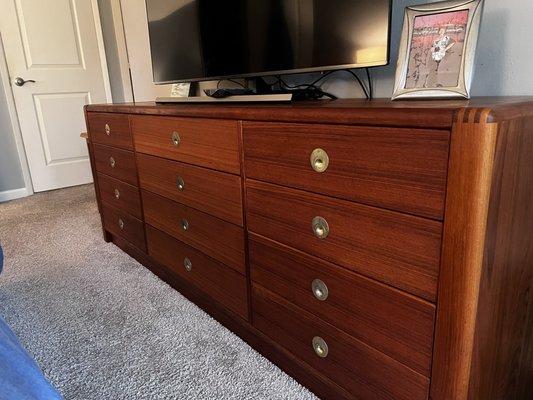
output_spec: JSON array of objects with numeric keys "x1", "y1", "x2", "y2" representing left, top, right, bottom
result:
[{"x1": 83, "y1": 98, "x2": 533, "y2": 400}]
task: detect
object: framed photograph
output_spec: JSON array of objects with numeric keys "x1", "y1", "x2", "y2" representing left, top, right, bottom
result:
[{"x1": 392, "y1": 0, "x2": 484, "y2": 100}]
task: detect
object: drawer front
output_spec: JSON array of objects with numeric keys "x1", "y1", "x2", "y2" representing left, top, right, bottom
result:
[
  {"x1": 249, "y1": 233, "x2": 435, "y2": 376},
  {"x1": 142, "y1": 190, "x2": 245, "y2": 274},
  {"x1": 98, "y1": 173, "x2": 142, "y2": 219},
  {"x1": 243, "y1": 122, "x2": 450, "y2": 220},
  {"x1": 87, "y1": 112, "x2": 132, "y2": 149},
  {"x1": 102, "y1": 202, "x2": 146, "y2": 251},
  {"x1": 137, "y1": 153, "x2": 243, "y2": 226},
  {"x1": 93, "y1": 144, "x2": 138, "y2": 185},
  {"x1": 246, "y1": 180, "x2": 442, "y2": 301},
  {"x1": 252, "y1": 285, "x2": 429, "y2": 400},
  {"x1": 146, "y1": 225, "x2": 248, "y2": 319},
  {"x1": 132, "y1": 115, "x2": 240, "y2": 174}
]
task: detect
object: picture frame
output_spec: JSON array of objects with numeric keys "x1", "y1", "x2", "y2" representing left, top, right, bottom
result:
[{"x1": 392, "y1": 0, "x2": 484, "y2": 100}]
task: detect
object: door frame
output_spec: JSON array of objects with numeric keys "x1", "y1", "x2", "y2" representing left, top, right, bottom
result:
[
  {"x1": 0, "y1": 0, "x2": 112, "y2": 196},
  {"x1": 0, "y1": 32, "x2": 33, "y2": 200}
]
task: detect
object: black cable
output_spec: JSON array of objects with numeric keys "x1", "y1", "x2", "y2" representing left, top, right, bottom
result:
[
  {"x1": 278, "y1": 69, "x2": 370, "y2": 100},
  {"x1": 365, "y1": 68, "x2": 373, "y2": 100},
  {"x1": 216, "y1": 79, "x2": 246, "y2": 89},
  {"x1": 344, "y1": 70, "x2": 369, "y2": 100}
]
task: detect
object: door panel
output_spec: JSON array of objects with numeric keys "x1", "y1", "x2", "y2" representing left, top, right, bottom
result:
[
  {"x1": 16, "y1": 0, "x2": 84, "y2": 68},
  {"x1": 1, "y1": 0, "x2": 111, "y2": 191}
]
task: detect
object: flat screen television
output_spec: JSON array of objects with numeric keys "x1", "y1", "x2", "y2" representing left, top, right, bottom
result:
[{"x1": 146, "y1": 0, "x2": 392, "y2": 84}]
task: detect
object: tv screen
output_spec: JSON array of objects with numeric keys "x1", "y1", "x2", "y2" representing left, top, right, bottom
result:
[{"x1": 146, "y1": 0, "x2": 391, "y2": 83}]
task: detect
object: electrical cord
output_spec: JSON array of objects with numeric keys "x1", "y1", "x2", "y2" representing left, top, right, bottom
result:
[
  {"x1": 365, "y1": 68, "x2": 373, "y2": 100},
  {"x1": 277, "y1": 69, "x2": 371, "y2": 100},
  {"x1": 216, "y1": 79, "x2": 246, "y2": 89}
]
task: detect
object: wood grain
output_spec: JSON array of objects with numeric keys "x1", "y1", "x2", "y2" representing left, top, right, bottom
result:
[
  {"x1": 87, "y1": 112, "x2": 132, "y2": 150},
  {"x1": 101, "y1": 201, "x2": 146, "y2": 251},
  {"x1": 142, "y1": 190, "x2": 245, "y2": 274},
  {"x1": 249, "y1": 233, "x2": 435, "y2": 376},
  {"x1": 131, "y1": 115, "x2": 240, "y2": 174},
  {"x1": 466, "y1": 117, "x2": 533, "y2": 400},
  {"x1": 243, "y1": 121, "x2": 449, "y2": 219},
  {"x1": 430, "y1": 108, "x2": 499, "y2": 399},
  {"x1": 137, "y1": 153, "x2": 243, "y2": 226},
  {"x1": 253, "y1": 284, "x2": 430, "y2": 400},
  {"x1": 97, "y1": 173, "x2": 142, "y2": 219},
  {"x1": 146, "y1": 225, "x2": 248, "y2": 319},
  {"x1": 110, "y1": 233, "x2": 353, "y2": 400},
  {"x1": 246, "y1": 180, "x2": 442, "y2": 301},
  {"x1": 93, "y1": 143, "x2": 138, "y2": 185}
]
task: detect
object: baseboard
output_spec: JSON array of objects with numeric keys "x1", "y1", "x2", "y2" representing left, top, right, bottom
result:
[{"x1": 0, "y1": 187, "x2": 30, "y2": 203}]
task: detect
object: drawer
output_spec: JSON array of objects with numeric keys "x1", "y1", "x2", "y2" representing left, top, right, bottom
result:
[
  {"x1": 142, "y1": 190, "x2": 245, "y2": 274},
  {"x1": 87, "y1": 112, "x2": 132, "y2": 149},
  {"x1": 93, "y1": 144, "x2": 138, "y2": 186},
  {"x1": 246, "y1": 180, "x2": 442, "y2": 301},
  {"x1": 137, "y1": 153, "x2": 243, "y2": 226},
  {"x1": 243, "y1": 121, "x2": 450, "y2": 220},
  {"x1": 146, "y1": 225, "x2": 248, "y2": 319},
  {"x1": 252, "y1": 285, "x2": 429, "y2": 400},
  {"x1": 132, "y1": 115, "x2": 240, "y2": 174},
  {"x1": 249, "y1": 233, "x2": 435, "y2": 376},
  {"x1": 101, "y1": 202, "x2": 146, "y2": 251},
  {"x1": 97, "y1": 173, "x2": 142, "y2": 219}
]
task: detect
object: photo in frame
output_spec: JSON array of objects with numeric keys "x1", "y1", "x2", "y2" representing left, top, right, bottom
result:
[{"x1": 392, "y1": 0, "x2": 484, "y2": 100}]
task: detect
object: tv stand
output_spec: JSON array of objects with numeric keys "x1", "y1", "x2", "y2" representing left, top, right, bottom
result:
[{"x1": 155, "y1": 93, "x2": 293, "y2": 103}]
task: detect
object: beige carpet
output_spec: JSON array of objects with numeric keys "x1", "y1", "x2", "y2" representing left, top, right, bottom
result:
[{"x1": 0, "y1": 184, "x2": 317, "y2": 400}]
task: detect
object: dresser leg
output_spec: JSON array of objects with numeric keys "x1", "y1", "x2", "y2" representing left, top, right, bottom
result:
[{"x1": 102, "y1": 229, "x2": 112, "y2": 243}]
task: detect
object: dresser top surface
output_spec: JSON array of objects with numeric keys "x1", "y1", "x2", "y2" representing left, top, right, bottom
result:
[{"x1": 85, "y1": 97, "x2": 533, "y2": 129}]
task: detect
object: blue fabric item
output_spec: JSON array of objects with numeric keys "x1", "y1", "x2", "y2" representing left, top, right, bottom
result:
[
  {"x1": 0, "y1": 318, "x2": 62, "y2": 400},
  {"x1": 0, "y1": 246, "x2": 62, "y2": 399}
]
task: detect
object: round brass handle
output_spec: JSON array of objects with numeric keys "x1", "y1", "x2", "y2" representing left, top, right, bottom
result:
[
  {"x1": 114, "y1": 188, "x2": 120, "y2": 199},
  {"x1": 118, "y1": 218, "x2": 124, "y2": 230},
  {"x1": 312, "y1": 216, "x2": 329, "y2": 239},
  {"x1": 109, "y1": 157, "x2": 116, "y2": 168},
  {"x1": 171, "y1": 131, "x2": 181, "y2": 147},
  {"x1": 176, "y1": 176, "x2": 185, "y2": 191},
  {"x1": 310, "y1": 148, "x2": 329, "y2": 173},
  {"x1": 104, "y1": 123, "x2": 111, "y2": 136},
  {"x1": 181, "y1": 218, "x2": 189, "y2": 231},
  {"x1": 184, "y1": 257, "x2": 192, "y2": 272},
  {"x1": 312, "y1": 336, "x2": 328, "y2": 358},
  {"x1": 311, "y1": 279, "x2": 328, "y2": 301}
]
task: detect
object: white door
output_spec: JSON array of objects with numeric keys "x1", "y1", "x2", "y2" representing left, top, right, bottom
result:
[{"x1": 0, "y1": 0, "x2": 111, "y2": 192}]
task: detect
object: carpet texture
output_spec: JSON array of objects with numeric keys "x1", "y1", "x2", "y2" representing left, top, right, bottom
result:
[{"x1": 0, "y1": 185, "x2": 317, "y2": 400}]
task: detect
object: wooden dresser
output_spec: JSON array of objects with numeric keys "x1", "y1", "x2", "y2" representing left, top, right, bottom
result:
[{"x1": 84, "y1": 98, "x2": 533, "y2": 400}]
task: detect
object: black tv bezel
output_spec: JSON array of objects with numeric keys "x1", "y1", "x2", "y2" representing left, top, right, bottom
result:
[{"x1": 145, "y1": 0, "x2": 393, "y2": 84}]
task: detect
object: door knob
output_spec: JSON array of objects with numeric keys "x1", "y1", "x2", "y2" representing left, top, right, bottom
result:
[{"x1": 14, "y1": 77, "x2": 36, "y2": 87}]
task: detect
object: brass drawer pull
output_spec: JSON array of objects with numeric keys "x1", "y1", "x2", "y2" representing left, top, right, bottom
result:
[
  {"x1": 181, "y1": 218, "x2": 189, "y2": 231},
  {"x1": 118, "y1": 218, "x2": 124, "y2": 230},
  {"x1": 114, "y1": 188, "x2": 120, "y2": 199},
  {"x1": 104, "y1": 123, "x2": 111, "y2": 136},
  {"x1": 312, "y1": 279, "x2": 328, "y2": 301},
  {"x1": 171, "y1": 131, "x2": 181, "y2": 147},
  {"x1": 310, "y1": 148, "x2": 329, "y2": 173},
  {"x1": 312, "y1": 216, "x2": 329, "y2": 239},
  {"x1": 176, "y1": 176, "x2": 185, "y2": 191},
  {"x1": 184, "y1": 257, "x2": 192, "y2": 272},
  {"x1": 312, "y1": 336, "x2": 328, "y2": 358},
  {"x1": 109, "y1": 157, "x2": 116, "y2": 168}
]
